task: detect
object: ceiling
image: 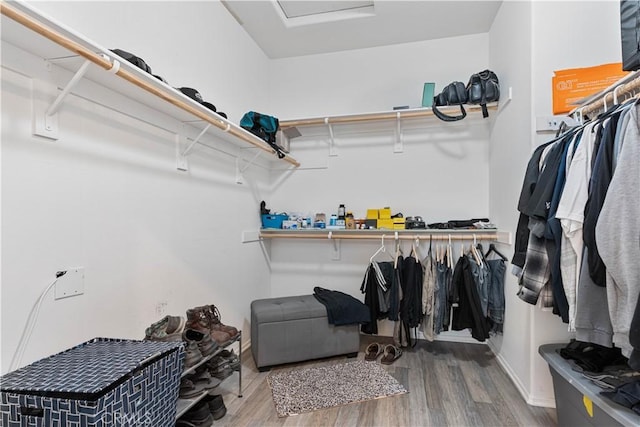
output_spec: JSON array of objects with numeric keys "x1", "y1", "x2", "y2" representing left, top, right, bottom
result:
[{"x1": 221, "y1": 1, "x2": 503, "y2": 59}]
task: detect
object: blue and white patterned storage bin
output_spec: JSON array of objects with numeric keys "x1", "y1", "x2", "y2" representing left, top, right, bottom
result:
[{"x1": 0, "y1": 337, "x2": 184, "y2": 427}]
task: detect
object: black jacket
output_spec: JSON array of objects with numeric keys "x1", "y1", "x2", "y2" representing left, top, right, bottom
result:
[
  {"x1": 451, "y1": 256, "x2": 490, "y2": 342},
  {"x1": 313, "y1": 286, "x2": 370, "y2": 326}
]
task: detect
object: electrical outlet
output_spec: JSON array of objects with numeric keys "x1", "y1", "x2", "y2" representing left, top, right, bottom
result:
[
  {"x1": 55, "y1": 267, "x2": 85, "y2": 300},
  {"x1": 536, "y1": 115, "x2": 578, "y2": 132}
]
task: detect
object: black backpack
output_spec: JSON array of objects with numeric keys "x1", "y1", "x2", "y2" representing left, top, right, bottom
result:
[{"x1": 466, "y1": 70, "x2": 500, "y2": 118}]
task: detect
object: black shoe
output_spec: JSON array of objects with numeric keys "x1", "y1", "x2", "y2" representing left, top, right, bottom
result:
[
  {"x1": 180, "y1": 401, "x2": 213, "y2": 426},
  {"x1": 202, "y1": 394, "x2": 227, "y2": 420}
]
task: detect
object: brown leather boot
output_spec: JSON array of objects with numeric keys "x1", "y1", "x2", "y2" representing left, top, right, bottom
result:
[
  {"x1": 186, "y1": 307, "x2": 232, "y2": 346},
  {"x1": 203, "y1": 304, "x2": 239, "y2": 339}
]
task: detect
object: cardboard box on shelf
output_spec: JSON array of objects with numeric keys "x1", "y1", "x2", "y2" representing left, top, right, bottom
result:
[{"x1": 552, "y1": 62, "x2": 628, "y2": 114}]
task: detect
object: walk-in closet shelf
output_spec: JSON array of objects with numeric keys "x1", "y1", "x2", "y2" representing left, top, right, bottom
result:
[
  {"x1": 278, "y1": 103, "x2": 498, "y2": 153},
  {"x1": 176, "y1": 332, "x2": 242, "y2": 420},
  {"x1": 0, "y1": 1, "x2": 300, "y2": 168},
  {"x1": 260, "y1": 228, "x2": 511, "y2": 244}
]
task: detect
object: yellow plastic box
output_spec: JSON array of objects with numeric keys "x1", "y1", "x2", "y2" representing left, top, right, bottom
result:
[{"x1": 378, "y1": 219, "x2": 394, "y2": 229}]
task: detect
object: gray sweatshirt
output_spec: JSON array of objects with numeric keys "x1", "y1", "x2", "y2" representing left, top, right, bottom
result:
[{"x1": 595, "y1": 104, "x2": 640, "y2": 357}]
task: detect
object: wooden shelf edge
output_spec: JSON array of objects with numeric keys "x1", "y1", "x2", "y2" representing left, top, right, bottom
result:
[
  {"x1": 0, "y1": 1, "x2": 300, "y2": 168},
  {"x1": 279, "y1": 103, "x2": 498, "y2": 129},
  {"x1": 259, "y1": 228, "x2": 511, "y2": 243}
]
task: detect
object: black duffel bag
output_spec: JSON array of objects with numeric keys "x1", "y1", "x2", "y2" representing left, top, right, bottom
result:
[{"x1": 432, "y1": 81, "x2": 468, "y2": 122}]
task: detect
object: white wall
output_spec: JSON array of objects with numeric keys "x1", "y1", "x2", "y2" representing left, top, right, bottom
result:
[
  {"x1": 266, "y1": 35, "x2": 491, "y2": 337},
  {"x1": 527, "y1": 0, "x2": 622, "y2": 404},
  {"x1": 1, "y1": 1, "x2": 272, "y2": 372},
  {"x1": 487, "y1": 0, "x2": 537, "y2": 404}
]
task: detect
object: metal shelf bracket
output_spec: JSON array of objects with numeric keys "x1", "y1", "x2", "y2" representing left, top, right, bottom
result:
[
  {"x1": 394, "y1": 111, "x2": 403, "y2": 153},
  {"x1": 176, "y1": 123, "x2": 211, "y2": 171},
  {"x1": 33, "y1": 59, "x2": 91, "y2": 140},
  {"x1": 325, "y1": 117, "x2": 337, "y2": 156},
  {"x1": 235, "y1": 150, "x2": 262, "y2": 184}
]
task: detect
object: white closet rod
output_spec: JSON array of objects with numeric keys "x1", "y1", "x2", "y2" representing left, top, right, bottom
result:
[
  {"x1": 570, "y1": 72, "x2": 640, "y2": 117},
  {"x1": 0, "y1": 1, "x2": 301, "y2": 168},
  {"x1": 260, "y1": 232, "x2": 499, "y2": 241}
]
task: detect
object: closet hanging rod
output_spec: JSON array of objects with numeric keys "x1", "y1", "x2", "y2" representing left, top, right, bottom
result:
[
  {"x1": 0, "y1": 1, "x2": 301, "y2": 168},
  {"x1": 569, "y1": 73, "x2": 640, "y2": 117},
  {"x1": 260, "y1": 231, "x2": 499, "y2": 242},
  {"x1": 279, "y1": 103, "x2": 498, "y2": 129}
]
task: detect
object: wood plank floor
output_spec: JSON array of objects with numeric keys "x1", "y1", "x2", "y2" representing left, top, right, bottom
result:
[{"x1": 212, "y1": 336, "x2": 557, "y2": 426}]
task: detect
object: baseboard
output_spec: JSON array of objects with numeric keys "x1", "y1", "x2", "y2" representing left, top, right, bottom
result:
[
  {"x1": 241, "y1": 337, "x2": 251, "y2": 355},
  {"x1": 487, "y1": 340, "x2": 556, "y2": 409},
  {"x1": 435, "y1": 332, "x2": 489, "y2": 345}
]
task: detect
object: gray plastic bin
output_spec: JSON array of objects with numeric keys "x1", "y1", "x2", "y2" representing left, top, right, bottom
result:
[{"x1": 539, "y1": 343, "x2": 640, "y2": 427}]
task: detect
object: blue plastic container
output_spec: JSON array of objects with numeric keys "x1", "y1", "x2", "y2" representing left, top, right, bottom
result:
[{"x1": 261, "y1": 214, "x2": 288, "y2": 229}]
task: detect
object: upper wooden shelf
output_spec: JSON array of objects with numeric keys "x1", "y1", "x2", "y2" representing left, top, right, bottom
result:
[
  {"x1": 279, "y1": 103, "x2": 498, "y2": 130},
  {"x1": 0, "y1": 0, "x2": 300, "y2": 167},
  {"x1": 277, "y1": 103, "x2": 498, "y2": 152}
]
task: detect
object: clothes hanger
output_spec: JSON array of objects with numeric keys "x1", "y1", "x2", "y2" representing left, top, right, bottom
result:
[
  {"x1": 411, "y1": 236, "x2": 420, "y2": 263},
  {"x1": 485, "y1": 243, "x2": 508, "y2": 261},
  {"x1": 469, "y1": 235, "x2": 482, "y2": 267},
  {"x1": 370, "y1": 234, "x2": 393, "y2": 264},
  {"x1": 394, "y1": 232, "x2": 402, "y2": 269}
]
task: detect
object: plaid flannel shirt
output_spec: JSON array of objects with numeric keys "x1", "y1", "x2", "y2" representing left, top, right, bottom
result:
[{"x1": 518, "y1": 233, "x2": 553, "y2": 307}]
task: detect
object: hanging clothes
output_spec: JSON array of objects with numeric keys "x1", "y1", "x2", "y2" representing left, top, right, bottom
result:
[
  {"x1": 421, "y1": 248, "x2": 436, "y2": 341},
  {"x1": 518, "y1": 139, "x2": 567, "y2": 307},
  {"x1": 467, "y1": 250, "x2": 490, "y2": 317},
  {"x1": 397, "y1": 255, "x2": 423, "y2": 347},
  {"x1": 433, "y1": 256, "x2": 447, "y2": 335},
  {"x1": 595, "y1": 103, "x2": 640, "y2": 357},
  {"x1": 556, "y1": 121, "x2": 598, "y2": 331},
  {"x1": 360, "y1": 263, "x2": 385, "y2": 335},
  {"x1": 486, "y1": 257, "x2": 506, "y2": 334},
  {"x1": 514, "y1": 85, "x2": 639, "y2": 352},
  {"x1": 388, "y1": 256, "x2": 403, "y2": 322},
  {"x1": 544, "y1": 133, "x2": 576, "y2": 323},
  {"x1": 583, "y1": 109, "x2": 623, "y2": 287},
  {"x1": 451, "y1": 255, "x2": 490, "y2": 342}
]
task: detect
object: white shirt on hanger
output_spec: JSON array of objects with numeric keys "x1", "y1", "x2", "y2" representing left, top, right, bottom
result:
[{"x1": 555, "y1": 122, "x2": 597, "y2": 331}]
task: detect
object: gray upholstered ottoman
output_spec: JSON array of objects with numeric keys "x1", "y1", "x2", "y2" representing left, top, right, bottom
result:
[{"x1": 251, "y1": 295, "x2": 360, "y2": 371}]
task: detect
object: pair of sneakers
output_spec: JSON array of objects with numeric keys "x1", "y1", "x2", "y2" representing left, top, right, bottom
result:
[{"x1": 144, "y1": 315, "x2": 185, "y2": 342}]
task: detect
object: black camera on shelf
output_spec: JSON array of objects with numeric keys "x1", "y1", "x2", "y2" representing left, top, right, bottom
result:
[{"x1": 405, "y1": 216, "x2": 426, "y2": 229}]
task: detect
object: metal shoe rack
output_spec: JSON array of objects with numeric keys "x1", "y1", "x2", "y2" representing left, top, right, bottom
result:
[{"x1": 175, "y1": 331, "x2": 242, "y2": 420}]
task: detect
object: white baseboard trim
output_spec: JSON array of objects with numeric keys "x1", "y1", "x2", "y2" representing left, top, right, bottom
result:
[
  {"x1": 241, "y1": 337, "x2": 251, "y2": 355},
  {"x1": 487, "y1": 340, "x2": 556, "y2": 409}
]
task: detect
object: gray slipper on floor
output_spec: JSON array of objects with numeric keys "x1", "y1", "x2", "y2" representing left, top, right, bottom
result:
[
  {"x1": 381, "y1": 344, "x2": 402, "y2": 365},
  {"x1": 364, "y1": 342, "x2": 384, "y2": 361}
]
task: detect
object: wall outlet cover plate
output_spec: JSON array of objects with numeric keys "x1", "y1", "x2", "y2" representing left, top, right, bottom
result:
[{"x1": 55, "y1": 267, "x2": 85, "y2": 299}]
